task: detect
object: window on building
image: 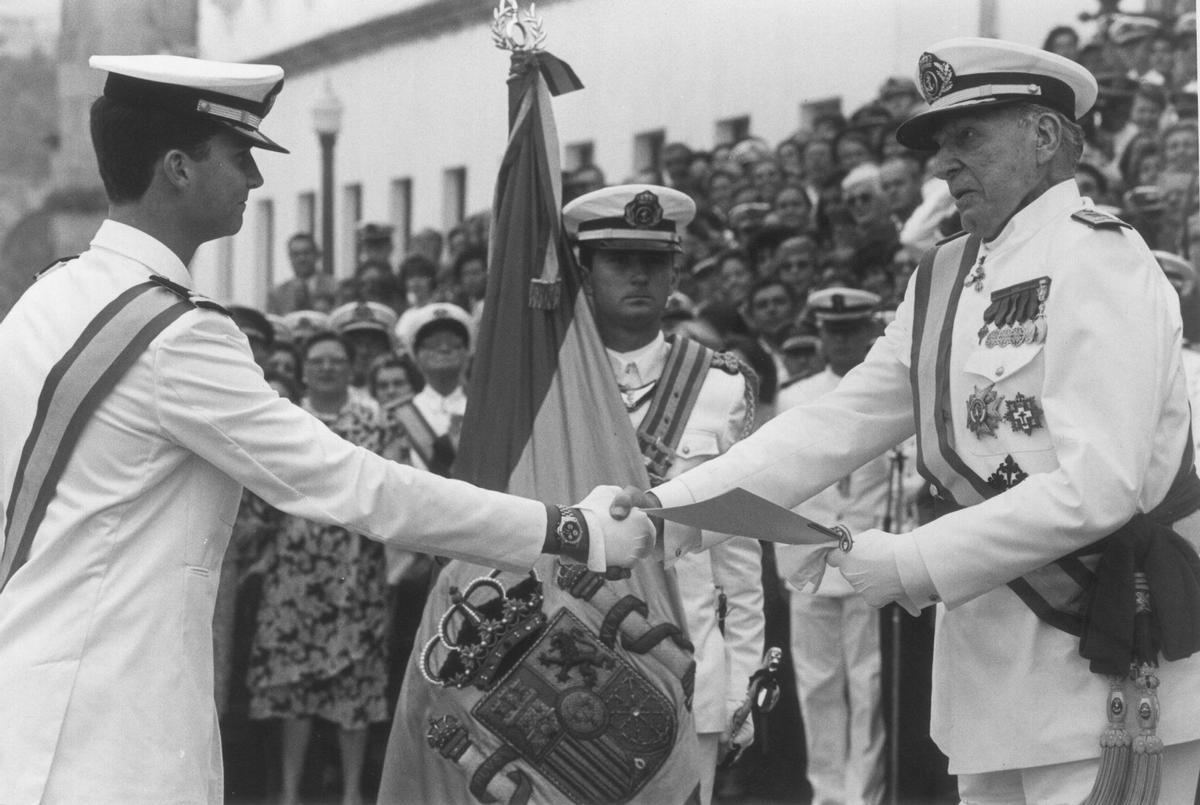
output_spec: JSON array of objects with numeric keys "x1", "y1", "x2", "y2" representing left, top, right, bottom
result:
[
  {"x1": 255, "y1": 199, "x2": 274, "y2": 303},
  {"x1": 296, "y1": 192, "x2": 315, "y2": 239},
  {"x1": 564, "y1": 141, "x2": 595, "y2": 172},
  {"x1": 800, "y1": 98, "x2": 844, "y2": 134},
  {"x1": 341, "y1": 183, "x2": 362, "y2": 275},
  {"x1": 633, "y1": 129, "x2": 665, "y2": 178},
  {"x1": 715, "y1": 116, "x2": 751, "y2": 147},
  {"x1": 443, "y1": 167, "x2": 466, "y2": 231},
  {"x1": 390, "y1": 178, "x2": 413, "y2": 257}
]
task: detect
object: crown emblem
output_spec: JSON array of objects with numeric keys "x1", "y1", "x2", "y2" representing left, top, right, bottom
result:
[
  {"x1": 420, "y1": 570, "x2": 547, "y2": 689},
  {"x1": 624, "y1": 190, "x2": 664, "y2": 229},
  {"x1": 918, "y1": 52, "x2": 956, "y2": 104}
]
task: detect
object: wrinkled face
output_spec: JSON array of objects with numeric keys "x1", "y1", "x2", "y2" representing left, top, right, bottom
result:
[
  {"x1": 185, "y1": 131, "x2": 263, "y2": 242},
  {"x1": 929, "y1": 107, "x2": 1041, "y2": 240}
]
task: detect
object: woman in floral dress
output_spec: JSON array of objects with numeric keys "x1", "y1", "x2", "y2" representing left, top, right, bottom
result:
[{"x1": 247, "y1": 332, "x2": 389, "y2": 805}]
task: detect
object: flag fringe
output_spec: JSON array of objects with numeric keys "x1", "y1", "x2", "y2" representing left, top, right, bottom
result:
[{"x1": 528, "y1": 278, "x2": 561, "y2": 309}]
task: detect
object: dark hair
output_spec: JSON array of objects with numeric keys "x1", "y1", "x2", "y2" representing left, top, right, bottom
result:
[
  {"x1": 264, "y1": 371, "x2": 301, "y2": 402},
  {"x1": 1075, "y1": 161, "x2": 1110, "y2": 197},
  {"x1": 355, "y1": 258, "x2": 396, "y2": 280},
  {"x1": 302, "y1": 330, "x2": 355, "y2": 364},
  {"x1": 1042, "y1": 25, "x2": 1079, "y2": 51},
  {"x1": 228, "y1": 305, "x2": 274, "y2": 348},
  {"x1": 90, "y1": 96, "x2": 225, "y2": 203},
  {"x1": 288, "y1": 232, "x2": 319, "y2": 252},
  {"x1": 452, "y1": 246, "x2": 488, "y2": 280},
  {"x1": 723, "y1": 334, "x2": 776, "y2": 405},
  {"x1": 367, "y1": 352, "x2": 424, "y2": 397},
  {"x1": 398, "y1": 254, "x2": 438, "y2": 282},
  {"x1": 748, "y1": 276, "x2": 794, "y2": 306}
]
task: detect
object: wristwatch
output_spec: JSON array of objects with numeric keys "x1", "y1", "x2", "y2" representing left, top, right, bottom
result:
[{"x1": 556, "y1": 505, "x2": 585, "y2": 551}]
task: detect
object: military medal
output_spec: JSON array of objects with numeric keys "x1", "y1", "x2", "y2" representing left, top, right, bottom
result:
[
  {"x1": 1004, "y1": 392, "x2": 1044, "y2": 435},
  {"x1": 987, "y1": 454, "x2": 1028, "y2": 492},
  {"x1": 963, "y1": 256, "x2": 987, "y2": 293},
  {"x1": 966, "y1": 383, "x2": 1003, "y2": 438}
]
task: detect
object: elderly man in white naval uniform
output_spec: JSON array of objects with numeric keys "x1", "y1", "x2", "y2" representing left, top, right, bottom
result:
[
  {"x1": 618, "y1": 38, "x2": 1200, "y2": 803},
  {"x1": 0, "y1": 55, "x2": 651, "y2": 805},
  {"x1": 565, "y1": 184, "x2": 766, "y2": 805}
]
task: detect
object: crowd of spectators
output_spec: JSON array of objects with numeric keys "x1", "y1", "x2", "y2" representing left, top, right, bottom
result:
[{"x1": 213, "y1": 7, "x2": 1198, "y2": 802}]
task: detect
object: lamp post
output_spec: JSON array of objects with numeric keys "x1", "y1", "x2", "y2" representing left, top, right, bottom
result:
[{"x1": 311, "y1": 80, "x2": 343, "y2": 277}]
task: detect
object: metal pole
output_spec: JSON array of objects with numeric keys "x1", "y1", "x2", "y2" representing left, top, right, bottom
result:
[
  {"x1": 885, "y1": 448, "x2": 905, "y2": 805},
  {"x1": 319, "y1": 131, "x2": 336, "y2": 276}
]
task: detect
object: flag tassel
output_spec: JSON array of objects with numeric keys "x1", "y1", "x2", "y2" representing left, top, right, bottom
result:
[
  {"x1": 1081, "y1": 676, "x2": 1131, "y2": 805},
  {"x1": 528, "y1": 277, "x2": 561, "y2": 309},
  {"x1": 1122, "y1": 662, "x2": 1163, "y2": 805}
]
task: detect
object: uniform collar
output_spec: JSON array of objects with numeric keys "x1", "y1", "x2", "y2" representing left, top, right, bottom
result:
[
  {"x1": 606, "y1": 331, "x2": 668, "y2": 389},
  {"x1": 982, "y1": 179, "x2": 1082, "y2": 253},
  {"x1": 90, "y1": 220, "x2": 193, "y2": 287}
]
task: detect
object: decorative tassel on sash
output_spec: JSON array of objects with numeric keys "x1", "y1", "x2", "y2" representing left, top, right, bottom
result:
[
  {"x1": 527, "y1": 277, "x2": 561, "y2": 310},
  {"x1": 1122, "y1": 573, "x2": 1163, "y2": 804},
  {"x1": 1080, "y1": 676, "x2": 1131, "y2": 805}
]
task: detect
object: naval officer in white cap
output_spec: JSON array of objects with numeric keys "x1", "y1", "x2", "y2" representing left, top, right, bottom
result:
[
  {"x1": 616, "y1": 37, "x2": 1200, "y2": 803},
  {"x1": 0, "y1": 55, "x2": 652, "y2": 804}
]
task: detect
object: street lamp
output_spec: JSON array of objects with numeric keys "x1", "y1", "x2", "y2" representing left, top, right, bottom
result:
[{"x1": 311, "y1": 79, "x2": 343, "y2": 277}]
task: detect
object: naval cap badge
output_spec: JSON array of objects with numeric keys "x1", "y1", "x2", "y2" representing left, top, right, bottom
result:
[
  {"x1": 624, "y1": 190, "x2": 664, "y2": 229},
  {"x1": 918, "y1": 51, "x2": 956, "y2": 104}
]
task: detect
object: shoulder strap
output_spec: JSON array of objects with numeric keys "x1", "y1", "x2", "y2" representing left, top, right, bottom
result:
[
  {"x1": 1, "y1": 281, "x2": 194, "y2": 593},
  {"x1": 637, "y1": 336, "x2": 715, "y2": 483}
]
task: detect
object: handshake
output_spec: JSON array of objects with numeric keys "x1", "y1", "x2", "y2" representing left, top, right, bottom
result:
[{"x1": 547, "y1": 485, "x2": 660, "y2": 573}]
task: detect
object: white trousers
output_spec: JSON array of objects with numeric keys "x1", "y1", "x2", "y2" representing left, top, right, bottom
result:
[
  {"x1": 957, "y1": 738, "x2": 1200, "y2": 804},
  {"x1": 789, "y1": 591, "x2": 886, "y2": 805}
]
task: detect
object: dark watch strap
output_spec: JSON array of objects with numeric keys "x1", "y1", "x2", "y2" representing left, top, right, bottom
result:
[{"x1": 541, "y1": 502, "x2": 590, "y2": 564}]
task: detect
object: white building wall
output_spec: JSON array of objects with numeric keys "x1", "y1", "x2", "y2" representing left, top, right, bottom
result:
[{"x1": 191, "y1": 0, "x2": 1103, "y2": 305}]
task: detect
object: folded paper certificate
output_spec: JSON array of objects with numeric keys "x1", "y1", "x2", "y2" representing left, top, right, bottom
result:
[{"x1": 643, "y1": 487, "x2": 845, "y2": 547}]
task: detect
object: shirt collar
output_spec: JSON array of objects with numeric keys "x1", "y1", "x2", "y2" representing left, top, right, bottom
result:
[
  {"x1": 983, "y1": 179, "x2": 1082, "y2": 253},
  {"x1": 416, "y1": 384, "x2": 466, "y2": 409},
  {"x1": 90, "y1": 220, "x2": 193, "y2": 287},
  {"x1": 606, "y1": 332, "x2": 668, "y2": 389}
]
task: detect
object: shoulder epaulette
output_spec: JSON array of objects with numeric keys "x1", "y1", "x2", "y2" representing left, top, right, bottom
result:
[
  {"x1": 148, "y1": 274, "x2": 231, "y2": 316},
  {"x1": 935, "y1": 230, "x2": 968, "y2": 246},
  {"x1": 33, "y1": 255, "x2": 79, "y2": 281},
  {"x1": 1071, "y1": 208, "x2": 1132, "y2": 230},
  {"x1": 710, "y1": 349, "x2": 743, "y2": 375}
]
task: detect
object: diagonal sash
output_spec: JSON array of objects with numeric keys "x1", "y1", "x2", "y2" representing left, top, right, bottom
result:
[
  {"x1": 637, "y1": 337, "x2": 714, "y2": 484},
  {"x1": 1, "y1": 281, "x2": 193, "y2": 593}
]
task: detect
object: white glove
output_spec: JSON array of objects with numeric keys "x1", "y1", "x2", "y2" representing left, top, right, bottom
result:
[
  {"x1": 826, "y1": 528, "x2": 918, "y2": 614},
  {"x1": 573, "y1": 485, "x2": 655, "y2": 572},
  {"x1": 722, "y1": 699, "x2": 755, "y2": 748}
]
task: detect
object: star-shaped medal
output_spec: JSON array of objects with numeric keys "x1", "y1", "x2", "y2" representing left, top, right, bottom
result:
[
  {"x1": 966, "y1": 383, "x2": 1003, "y2": 438},
  {"x1": 987, "y1": 455, "x2": 1028, "y2": 492}
]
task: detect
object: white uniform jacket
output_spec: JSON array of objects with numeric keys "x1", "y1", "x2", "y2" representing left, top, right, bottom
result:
[
  {"x1": 0, "y1": 221, "x2": 546, "y2": 804},
  {"x1": 610, "y1": 334, "x2": 765, "y2": 735},
  {"x1": 775, "y1": 368, "x2": 893, "y2": 598},
  {"x1": 655, "y1": 181, "x2": 1200, "y2": 773}
]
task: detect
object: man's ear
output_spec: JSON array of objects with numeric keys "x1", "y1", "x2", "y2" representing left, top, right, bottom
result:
[
  {"x1": 160, "y1": 149, "x2": 192, "y2": 190},
  {"x1": 1032, "y1": 111, "x2": 1063, "y2": 166}
]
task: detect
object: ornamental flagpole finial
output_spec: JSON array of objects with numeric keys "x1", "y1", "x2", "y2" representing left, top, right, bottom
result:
[{"x1": 492, "y1": 0, "x2": 547, "y2": 52}]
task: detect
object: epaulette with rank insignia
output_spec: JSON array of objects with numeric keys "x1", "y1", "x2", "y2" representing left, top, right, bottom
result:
[
  {"x1": 148, "y1": 274, "x2": 231, "y2": 316},
  {"x1": 1070, "y1": 208, "x2": 1132, "y2": 230}
]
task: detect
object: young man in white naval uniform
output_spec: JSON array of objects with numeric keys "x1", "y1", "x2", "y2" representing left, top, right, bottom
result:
[
  {"x1": 619, "y1": 38, "x2": 1200, "y2": 803},
  {"x1": 565, "y1": 184, "x2": 765, "y2": 805},
  {"x1": 0, "y1": 55, "x2": 651, "y2": 805},
  {"x1": 775, "y1": 287, "x2": 888, "y2": 805}
]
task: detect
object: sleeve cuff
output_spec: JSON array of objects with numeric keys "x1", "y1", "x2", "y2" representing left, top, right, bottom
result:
[{"x1": 894, "y1": 532, "x2": 941, "y2": 612}]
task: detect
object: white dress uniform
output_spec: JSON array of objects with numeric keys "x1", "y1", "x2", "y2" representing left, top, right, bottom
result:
[
  {"x1": 0, "y1": 221, "x2": 549, "y2": 805},
  {"x1": 654, "y1": 180, "x2": 1200, "y2": 779},
  {"x1": 775, "y1": 367, "x2": 888, "y2": 805},
  {"x1": 609, "y1": 332, "x2": 764, "y2": 805}
]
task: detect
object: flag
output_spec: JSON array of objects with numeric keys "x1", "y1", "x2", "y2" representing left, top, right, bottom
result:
[{"x1": 380, "y1": 50, "x2": 703, "y2": 804}]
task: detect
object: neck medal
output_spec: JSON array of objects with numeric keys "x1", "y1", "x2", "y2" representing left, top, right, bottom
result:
[{"x1": 978, "y1": 276, "x2": 1051, "y2": 348}]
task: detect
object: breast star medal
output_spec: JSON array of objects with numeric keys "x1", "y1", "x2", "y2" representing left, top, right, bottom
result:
[
  {"x1": 1004, "y1": 392, "x2": 1044, "y2": 435},
  {"x1": 966, "y1": 383, "x2": 1003, "y2": 438}
]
